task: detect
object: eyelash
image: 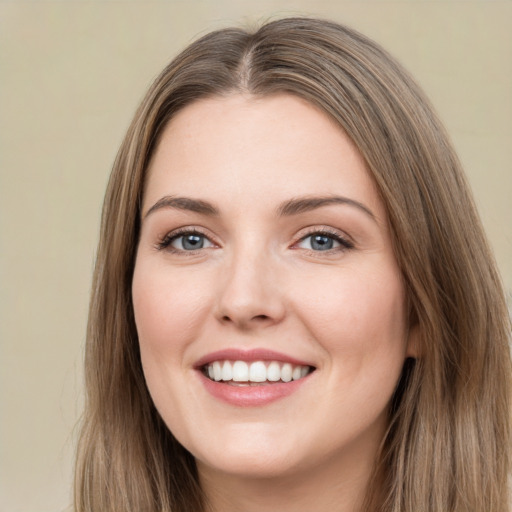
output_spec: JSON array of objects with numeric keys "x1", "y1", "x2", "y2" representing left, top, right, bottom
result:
[
  {"x1": 156, "y1": 227, "x2": 213, "y2": 253},
  {"x1": 155, "y1": 227, "x2": 354, "y2": 254},
  {"x1": 295, "y1": 227, "x2": 354, "y2": 253}
]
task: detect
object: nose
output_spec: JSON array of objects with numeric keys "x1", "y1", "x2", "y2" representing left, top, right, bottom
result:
[{"x1": 214, "y1": 249, "x2": 286, "y2": 330}]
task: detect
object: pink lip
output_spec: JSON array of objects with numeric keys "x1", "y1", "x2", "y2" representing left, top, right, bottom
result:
[
  {"x1": 194, "y1": 348, "x2": 314, "y2": 408},
  {"x1": 198, "y1": 372, "x2": 310, "y2": 407},
  {"x1": 194, "y1": 348, "x2": 313, "y2": 368}
]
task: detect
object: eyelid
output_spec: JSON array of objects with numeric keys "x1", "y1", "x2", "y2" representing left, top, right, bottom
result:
[
  {"x1": 292, "y1": 226, "x2": 354, "y2": 251},
  {"x1": 153, "y1": 224, "x2": 354, "y2": 254},
  {"x1": 155, "y1": 226, "x2": 218, "y2": 252}
]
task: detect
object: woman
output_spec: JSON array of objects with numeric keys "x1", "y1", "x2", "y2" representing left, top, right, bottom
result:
[{"x1": 74, "y1": 17, "x2": 512, "y2": 512}]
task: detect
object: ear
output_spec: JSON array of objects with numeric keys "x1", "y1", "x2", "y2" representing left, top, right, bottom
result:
[{"x1": 405, "y1": 323, "x2": 421, "y2": 359}]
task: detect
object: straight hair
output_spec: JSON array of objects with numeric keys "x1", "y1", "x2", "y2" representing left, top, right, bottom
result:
[{"x1": 75, "y1": 17, "x2": 512, "y2": 511}]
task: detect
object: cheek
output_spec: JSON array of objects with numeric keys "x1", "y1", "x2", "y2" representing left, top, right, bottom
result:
[
  {"x1": 294, "y1": 263, "x2": 408, "y2": 382},
  {"x1": 132, "y1": 260, "x2": 213, "y2": 360},
  {"x1": 131, "y1": 260, "x2": 215, "y2": 438}
]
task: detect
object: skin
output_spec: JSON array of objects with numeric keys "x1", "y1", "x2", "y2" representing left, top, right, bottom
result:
[{"x1": 132, "y1": 93, "x2": 417, "y2": 512}]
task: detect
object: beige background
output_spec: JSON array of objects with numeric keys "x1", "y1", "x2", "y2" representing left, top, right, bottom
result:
[{"x1": 1, "y1": 1, "x2": 511, "y2": 511}]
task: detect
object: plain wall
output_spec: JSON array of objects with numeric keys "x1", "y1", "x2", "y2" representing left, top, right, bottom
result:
[{"x1": 1, "y1": 1, "x2": 511, "y2": 511}]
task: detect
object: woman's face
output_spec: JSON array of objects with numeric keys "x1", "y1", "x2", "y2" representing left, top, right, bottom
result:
[{"x1": 133, "y1": 94, "x2": 415, "y2": 482}]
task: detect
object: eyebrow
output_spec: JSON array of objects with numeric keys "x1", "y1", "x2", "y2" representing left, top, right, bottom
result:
[
  {"x1": 276, "y1": 196, "x2": 376, "y2": 221},
  {"x1": 144, "y1": 196, "x2": 220, "y2": 219},
  {"x1": 144, "y1": 194, "x2": 376, "y2": 222}
]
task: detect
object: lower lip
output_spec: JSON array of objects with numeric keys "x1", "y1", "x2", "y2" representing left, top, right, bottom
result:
[{"x1": 198, "y1": 371, "x2": 309, "y2": 407}]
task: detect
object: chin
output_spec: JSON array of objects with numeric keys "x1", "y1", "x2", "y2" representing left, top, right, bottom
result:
[
  {"x1": 187, "y1": 427, "x2": 308, "y2": 479},
  {"x1": 196, "y1": 450, "x2": 302, "y2": 480}
]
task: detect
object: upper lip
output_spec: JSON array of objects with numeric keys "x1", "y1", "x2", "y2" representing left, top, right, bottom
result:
[{"x1": 194, "y1": 348, "x2": 314, "y2": 369}]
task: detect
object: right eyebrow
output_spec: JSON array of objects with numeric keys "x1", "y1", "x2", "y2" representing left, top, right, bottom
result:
[{"x1": 143, "y1": 196, "x2": 219, "y2": 219}]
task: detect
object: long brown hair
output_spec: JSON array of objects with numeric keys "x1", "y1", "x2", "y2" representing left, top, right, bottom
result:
[{"x1": 75, "y1": 17, "x2": 512, "y2": 511}]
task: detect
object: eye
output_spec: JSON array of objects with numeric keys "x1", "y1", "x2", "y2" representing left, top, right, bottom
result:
[
  {"x1": 172, "y1": 233, "x2": 213, "y2": 251},
  {"x1": 157, "y1": 229, "x2": 214, "y2": 252},
  {"x1": 296, "y1": 231, "x2": 353, "y2": 252}
]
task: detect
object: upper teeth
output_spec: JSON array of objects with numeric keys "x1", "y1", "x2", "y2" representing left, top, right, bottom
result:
[{"x1": 206, "y1": 360, "x2": 310, "y2": 383}]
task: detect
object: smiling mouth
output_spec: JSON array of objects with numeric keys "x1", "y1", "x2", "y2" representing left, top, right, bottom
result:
[{"x1": 203, "y1": 360, "x2": 314, "y2": 385}]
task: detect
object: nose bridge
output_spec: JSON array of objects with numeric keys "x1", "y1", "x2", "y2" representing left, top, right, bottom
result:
[{"x1": 216, "y1": 235, "x2": 284, "y2": 327}]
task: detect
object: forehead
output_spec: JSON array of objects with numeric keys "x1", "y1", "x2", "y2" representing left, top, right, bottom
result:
[{"x1": 144, "y1": 93, "x2": 385, "y2": 221}]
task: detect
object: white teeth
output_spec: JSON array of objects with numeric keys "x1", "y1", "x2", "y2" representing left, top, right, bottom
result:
[
  {"x1": 205, "y1": 360, "x2": 311, "y2": 383},
  {"x1": 249, "y1": 361, "x2": 267, "y2": 382},
  {"x1": 221, "y1": 361, "x2": 233, "y2": 381},
  {"x1": 292, "y1": 366, "x2": 302, "y2": 381},
  {"x1": 232, "y1": 361, "x2": 249, "y2": 382},
  {"x1": 267, "y1": 361, "x2": 281, "y2": 382},
  {"x1": 281, "y1": 363, "x2": 292, "y2": 382},
  {"x1": 213, "y1": 361, "x2": 222, "y2": 381}
]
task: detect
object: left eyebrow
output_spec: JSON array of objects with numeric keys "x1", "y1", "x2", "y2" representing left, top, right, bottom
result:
[{"x1": 276, "y1": 195, "x2": 376, "y2": 222}]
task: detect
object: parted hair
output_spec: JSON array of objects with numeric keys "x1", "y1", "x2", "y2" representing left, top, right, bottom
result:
[{"x1": 74, "y1": 17, "x2": 512, "y2": 512}]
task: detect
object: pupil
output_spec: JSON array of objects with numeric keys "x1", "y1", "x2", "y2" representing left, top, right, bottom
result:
[
  {"x1": 183, "y1": 234, "x2": 203, "y2": 250},
  {"x1": 312, "y1": 235, "x2": 333, "y2": 251}
]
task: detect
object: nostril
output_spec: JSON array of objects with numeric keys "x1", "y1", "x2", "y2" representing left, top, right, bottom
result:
[
  {"x1": 221, "y1": 313, "x2": 271, "y2": 325},
  {"x1": 253, "y1": 314, "x2": 270, "y2": 321}
]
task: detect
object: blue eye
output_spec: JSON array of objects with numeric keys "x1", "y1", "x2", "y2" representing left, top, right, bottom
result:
[
  {"x1": 312, "y1": 234, "x2": 336, "y2": 250},
  {"x1": 296, "y1": 232, "x2": 352, "y2": 252},
  {"x1": 170, "y1": 233, "x2": 213, "y2": 251},
  {"x1": 156, "y1": 230, "x2": 214, "y2": 252}
]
